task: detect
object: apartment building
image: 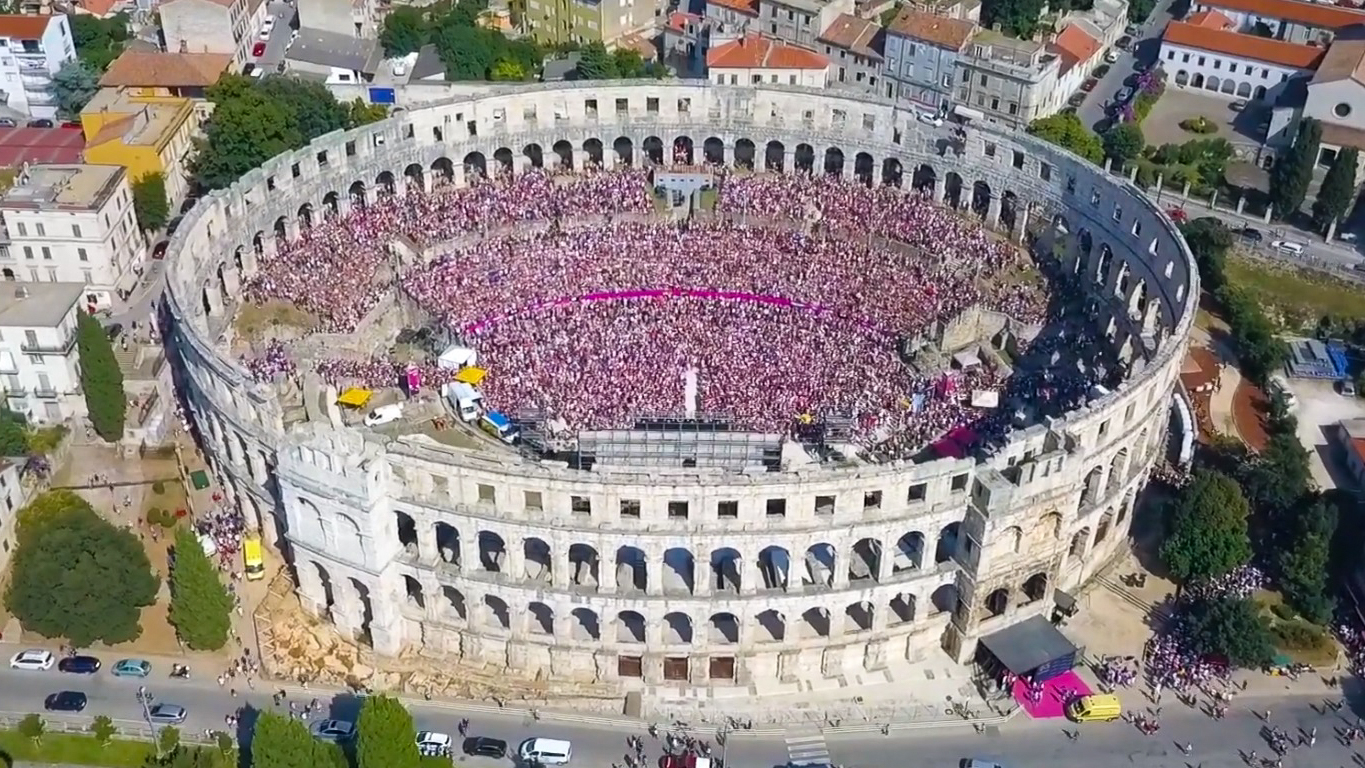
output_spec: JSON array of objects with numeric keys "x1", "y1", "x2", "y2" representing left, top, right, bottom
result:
[
  {"x1": 954, "y1": 29, "x2": 1064, "y2": 128},
  {"x1": 817, "y1": 13, "x2": 884, "y2": 93},
  {"x1": 884, "y1": 8, "x2": 976, "y2": 108},
  {"x1": 707, "y1": 33, "x2": 830, "y2": 86},
  {"x1": 160, "y1": 0, "x2": 271, "y2": 68},
  {"x1": 0, "y1": 15, "x2": 75, "y2": 120},
  {"x1": 0, "y1": 281, "x2": 86, "y2": 423},
  {"x1": 525, "y1": 0, "x2": 661, "y2": 46},
  {"x1": 752, "y1": 0, "x2": 852, "y2": 50},
  {"x1": 0, "y1": 164, "x2": 141, "y2": 310}
]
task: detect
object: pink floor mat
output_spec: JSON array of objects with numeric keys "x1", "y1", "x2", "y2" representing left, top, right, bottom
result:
[{"x1": 1012, "y1": 670, "x2": 1093, "y2": 719}]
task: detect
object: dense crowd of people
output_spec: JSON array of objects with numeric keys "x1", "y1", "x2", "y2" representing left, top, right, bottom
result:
[{"x1": 240, "y1": 167, "x2": 1071, "y2": 456}]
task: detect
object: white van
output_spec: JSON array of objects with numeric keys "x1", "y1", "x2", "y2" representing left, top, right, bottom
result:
[
  {"x1": 519, "y1": 738, "x2": 572, "y2": 765},
  {"x1": 444, "y1": 381, "x2": 482, "y2": 422}
]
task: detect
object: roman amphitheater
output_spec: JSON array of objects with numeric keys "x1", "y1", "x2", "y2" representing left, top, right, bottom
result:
[{"x1": 162, "y1": 82, "x2": 1197, "y2": 699}]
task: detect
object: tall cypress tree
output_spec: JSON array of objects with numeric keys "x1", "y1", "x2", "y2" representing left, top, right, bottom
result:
[
  {"x1": 1271, "y1": 118, "x2": 1322, "y2": 220},
  {"x1": 168, "y1": 526, "x2": 234, "y2": 650},
  {"x1": 74, "y1": 312, "x2": 125, "y2": 441},
  {"x1": 356, "y1": 695, "x2": 420, "y2": 768},
  {"x1": 1311, "y1": 147, "x2": 1359, "y2": 234}
]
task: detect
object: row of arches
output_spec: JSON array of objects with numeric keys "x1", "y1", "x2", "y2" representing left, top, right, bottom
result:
[{"x1": 1172, "y1": 70, "x2": 1267, "y2": 100}]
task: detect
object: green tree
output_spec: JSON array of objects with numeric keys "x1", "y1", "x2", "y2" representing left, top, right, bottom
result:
[
  {"x1": 51, "y1": 59, "x2": 99, "y2": 119},
  {"x1": 132, "y1": 172, "x2": 170, "y2": 233},
  {"x1": 159, "y1": 726, "x2": 181, "y2": 755},
  {"x1": 1240, "y1": 430, "x2": 1311, "y2": 516},
  {"x1": 490, "y1": 58, "x2": 527, "y2": 81},
  {"x1": 1027, "y1": 112, "x2": 1104, "y2": 165},
  {"x1": 356, "y1": 695, "x2": 420, "y2": 768},
  {"x1": 347, "y1": 99, "x2": 388, "y2": 127},
  {"x1": 1312, "y1": 147, "x2": 1358, "y2": 233},
  {"x1": 251, "y1": 712, "x2": 339, "y2": 768},
  {"x1": 4, "y1": 490, "x2": 158, "y2": 645},
  {"x1": 1270, "y1": 117, "x2": 1321, "y2": 219},
  {"x1": 18, "y1": 714, "x2": 44, "y2": 745},
  {"x1": 1102, "y1": 122, "x2": 1145, "y2": 163},
  {"x1": 1180, "y1": 217, "x2": 1233, "y2": 292},
  {"x1": 1279, "y1": 496, "x2": 1337, "y2": 624},
  {"x1": 612, "y1": 48, "x2": 646, "y2": 78},
  {"x1": 192, "y1": 88, "x2": 301, "y2": 190},
  {"x1": 576, "y1": 41, "x2": 615, "y2": 79},
  {"x1": 70, "y1": 13, "x2": 129, "y2": 71},
  {"x1": 257, "y1": 78, "x2": 350, "y2": 141},
  {"x1": 380, "y1": 6, "x2": 427, "y2": 56},
  {"x1": 75, "y1": 311, "x2": 126, "y2": 441},
  {"x1": 1216, "y1": 284, "x2": 1287, "y2": 387},
  {"x1": 981, "y1": 0, "x2": 1047, "y2": 38},
  {"x1": 0, "y1": 406, "x2": 27, "y2": 455},
  {"x1": 1160, "y1": 469, "x2": 1253, "y2": 583},
  {"x1": 1182, "y1": 596, "x2": 1275, "y2": 668},
  {"x1": 168, "y1": 526, "x2": 234, "y2": 650},
  {"x1": 91, "y1": 715, "x2": 116, "y2": 746}
]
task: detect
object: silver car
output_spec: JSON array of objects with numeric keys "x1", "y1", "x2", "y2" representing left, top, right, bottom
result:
[{"x1": 147, "y1": 704, "x2": 187, "y2": 724}]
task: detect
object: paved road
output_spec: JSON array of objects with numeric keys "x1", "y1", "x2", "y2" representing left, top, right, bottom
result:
[{"x1": 1076, "y1": 0, "x2": 1182, "y2": 131}]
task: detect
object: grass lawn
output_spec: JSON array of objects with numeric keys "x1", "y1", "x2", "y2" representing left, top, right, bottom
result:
[
  {"x1": 233, "y1": 301, "x2": 316, "y2": 339},
  {"x1": 1226, "y1": 256, "x2": 1365, "y2": 328},
  {"x1": 1254, "y1": 590, "x2": 1340, "y2": 667},
  {"x1": 0, "y1": 729, "x2": 157, "y2": 767}
]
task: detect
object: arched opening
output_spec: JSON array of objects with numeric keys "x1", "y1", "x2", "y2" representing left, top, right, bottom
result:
[
  {"x1": 1022, "y1": 573, "x2": 1049, "y2": 602},
  {"x1": 765, "y1": 140, "x2": 785, "y2": 171},
  {"x1": 935, "y1": 523, "x2": 960, "y2": 564},
  {"x1": 431, "y1": 157, "x2": 454, "y2": 184},
  {"x1": 849, "y1": 538, "x2": 882, "y2": 583},
  {"x1": 1220, "y1": 79, "x2": 1235, "y2": 94},
  {"x1": 795, "y1": 143, "x2": 815, "y2": 173},
  {"x1": 2, "y1": 267, "x2": 15, "y2": 280},
  {"x1": 1001, "y1": 191, "x2": 1019, "y2": 231},
  {"x1": 1002, "y1": 526, "x2": 1022, "y2": 554},
  {"x1": 348, "y1": 181, "x2": 366, "y2": 209},
  {"x1": 804, "y1": 543, "x2": 835, "y2": 588},
  {"x1": 568, "y1": 543, "x2": 600, "y2": 589},
  {"x1": 663, "y1": 547, "x2": 696, "y2": 595},
  {"x1": 709, "y1": 612, "x2": 739, "y2": 644},
  {"x1": 404, "y1": 162, "x2": 424, "y2": 191},
  {"x1": 552, "y1": 139, "x2": 574, "y2": 169},
  {"x1": 402, "y1": 574, "x2": 424, "y2": 610},
  {"x1": 800, "y1": 606, "x2": 830, "y2": 638},
  {"x1": 1096, "y1": 509, "x2": 1115, "y2": 544},
  {"x1": 523, "y1": 537, "x2": 552, "y2": 583},
  {"x1": 482, "y1": 595, "x2": 510, "y2": 630},
  {"x1": 673, "y1": 135, "x2": 694, "y2": 165},
  {"x1": 890, "y1": 593, "x2": 915, "y2": 624},
  {"x1": 823, "y1": 146, "x2": 845, "y2": 176},
  {"x1": 441, "y1": 586, "x2": 465, "y2": 621},
  {"x1": 477, "y1": 530, "x2": 505, "y2": 573},
  {"x1": 252, "y1": 231, "x2": 264, "y2": 255},
  {"x1": 571, "y1": 607, "x2": 600, "y2": 641},
  {"x1": 758, "y1": 545, "x2": 790, "y2": 590},
  {"x1": 1254, "y1": 85, "x2": 1267, "y2": 100},
  {"x1": 394, "y1": 511, "x2": 417, "y2": 554},
  {"x1": 930, "y1": 583, "x2": 958, "y2": 614},
  {"x1": 984, "y1": 587, "x2": 1009, "y2": 617},
  {"x1": 616, "y1": 610, "x2": 646, "y2": 643},
  {"x1": 882, "y1": 157, "x2": 903, "y2": 187},
  {"x1": 972, "y1": 180, "x2": 991, "y2": 217},
  {"x1": 643, "y1": 136, "x2": 664, "y2": 164},
  {"x1": 845, "y1": 600, "x2": 873, "y2": 632},
  {"x1": 272, "y1": 216, "x2": 287, "y2": 240},
  {"x1": 710, "y1": 547, "x2": 741, "y2": 593},
  {"x1": 1236, "y1": 81, "x2": 1252, "y2": 98},
  {"x1": 703, "y1": 136, "x2": 725, "y2": 165},
  {"x1": 944, "y1": 171, "x2": 964, "y2": 207},
  {"x1": 493, "y1": 147, "x2": 515, "y2": 175},
  {"x1": 1081, "y1": 465, "x2": 1104, "y2": 508},
  {"x1": 734, "y1": 138, "x2": 756, "y2": 170},
  {"x1": 312, "y1": 562, "x2": 335, "y2": 608},
  {"x1": 349, "y1": 579, "x2": 374, "y2": 639},
  {"x1": 663, "y1": 611, "x2": 693, "y2": 644},
  {"x1": 297, "y1": 203, "x2": 312, "y2": 230},
  {"x1": 912, "y1": 163, "x2": 936, "y2": 191},
  {"x1": 616, "y1": 545, "x2": 647, "y2": 592},
  {"x1": 1107, "y1": 449, "x2": 1129, "y2": 497},
  {"x1": 612, "y1": 136, "x2": 634, "y2": 166},
  {"x1": 434, "y1": 522, "x2": 459, "y2": 565},
  {"x1": 1192, "y1": 72, "x2": 1205, "y2": 88},
  {"x1": 894, "y1": 531, "x2": 925, "y2": 572},
  {"x1": 523, "y1": 143, "x2": 544, "y2": 168},
  {"x1": 463, "y1": 151, "x2": 487, "y2": 179},
  {"x1": 1070, "y1": 528, "x2": 1090, "y2": 559},
  {"x1": 376, "y1": 170, "x2": 396, "y2": 197},
  {"x1": 528, "y1": 601, "x2": 554, "y2": 635},
  {"x1": 854, "y1": 151, "x2": 874, "y2": 186},
  {"x1": 582, "y1": 137, "x2": 604, "y2": 167},
  {"x1": 756, "y1": 608, "x2": 785, "y2": 642},
  {"x1": 321, "y1": 191, "x2": 339, "y2": 219}
]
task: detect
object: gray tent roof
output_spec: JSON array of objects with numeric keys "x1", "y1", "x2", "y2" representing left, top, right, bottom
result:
[{"x1": 978, "y1": 614, "x2": 1077, "y2": 675}]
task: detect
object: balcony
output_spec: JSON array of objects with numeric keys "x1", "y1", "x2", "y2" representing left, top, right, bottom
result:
[
  {"x1": 4, "y1": 386, "x2": 26, "y2": 398},
  {"x1": 21, "y1": 330, "x2": 75, "y2": 355},
  {"x1": 33, "y1": 386, "x2": 57, "y2": 399}
]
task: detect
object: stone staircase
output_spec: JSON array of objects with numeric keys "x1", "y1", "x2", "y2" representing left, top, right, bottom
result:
[{"x1": 113, "y1": 345, "x2": 141, "y2": 374}]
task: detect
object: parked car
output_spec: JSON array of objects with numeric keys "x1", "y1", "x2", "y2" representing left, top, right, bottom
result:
[
  {"x1": 44, "y1": 691, "x2": 87, "y2": 712},
  {"x1": 364, "y1": 403, "x2": 404, "y2": 426},
  {"x1": 1115, "y1": 86, "x2": 1134, "y2": 103},
  {"x1": 311, "y1": 720, "x2": 356, "y2": 743},
  {"x1": 1117, "y1": 35, "x2": 1133, "y2": 49},
  {"x1": 0, "y1": 117, "x2": 16, "y2": 127},
  {"x1": 1081, "y1": 78, "x2": 1098, "y2": 92},
  {"x1": 252, "y1": 41, "x2": 266, "y2": 56},
  {"x1": 1239, "y1": 226, "x2": 1264, "y2": 242},
  {"x1": 147, "y1": 704, "x2": 187, "y2": 724},
  {"x1": 916, "y1": 110, "x2": 943, "y2": 127},
  {"x1": 10, "y1": 650, "x2": 55, "y2": 671},
  {"x1": 1231, "y1": 99, "x2": 1248, "y2": 111},
  {"x1": 1271, "y1": 240, "x2": 1306, "y2": 256},
  {"x1": 152, "y1": 241, "x2": 169, "y2": 260},
  {"x1": 57, "y1": 655, "x2": 101, "y2": 674},
  {"x1": 461, "y1": 737, "x2": 507, "y2": 758},
  {"x1": 1342, "y1": 379, "x2": 1358, "y2": 397},
  {"x1": 1105, "y1": 49, "x2": 1120, "y2": 63},
  {"x1": 1068, "y1": 92, "x2": 1086, "y2": 106},
  {"x1": 111, "y1": 659, "x2": 151, "y2": 678},
  {"x1": 26, "y1": 118, "x2": 53, "y2": 128}
]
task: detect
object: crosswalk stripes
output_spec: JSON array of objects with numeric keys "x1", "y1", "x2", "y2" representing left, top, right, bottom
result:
[{"x1": 784, "y1": 730, "x2": 832, "y2": 766}]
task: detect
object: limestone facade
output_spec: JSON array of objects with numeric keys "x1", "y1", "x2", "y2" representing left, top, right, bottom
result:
[{"x1": 161, "y1": 81, "x2": 1198, "y2": 693}]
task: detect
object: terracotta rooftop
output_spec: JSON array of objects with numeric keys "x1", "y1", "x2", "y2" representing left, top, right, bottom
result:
[
  {"x1": 1200, "y1": 0, "x2": 1365, "y2": 29},
  {"x1": 667, "y1": 11, "x2": 703, "y2": 31},
  {"x1": 1049, "y1": 23, "x2": 1102, "y2": 73},
  {"x1": 1162, "y1": 20, "x2": 1326, "y2": 68},
  {"x1": 707, "y1": 0, "x2": 759, "y2": 16},
  {"x1": 80, "y1": 0, "x2": 122, "y2": 17},
  {"x1": 0, "y1": 14, "x2": 54, "y2": 39},
  {"x1": 1186, "y1": 9, "x2": 1236, "y2": 28},
  {"x1": 99, "y1": 51, "x2": 232, "y2": 88},
  {"x1": 886, "y1": 7, "x2": 976, "y2": 51},
  {"x1": 1312, "y1": 38, "x2": 1365, "y2": 84},
  {"x1": 707, "y1": 34, "x2": 830, "y2": 69},
  {"x1": 818, "y1": 13, "x2": 886, "y2": 59},
  {"x1": 0, "y1": 126, "x2": 84, "y2": 167}
]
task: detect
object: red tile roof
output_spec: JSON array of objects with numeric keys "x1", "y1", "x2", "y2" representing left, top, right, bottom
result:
[
  {"x1": 1200, "y1": 0, "x2": 1365, "y2": 30},
  {"x1": 1186, "y1": 9, "x2": 1236, "y2": 28},
  {"x1": 1049, "y1": 23, "x2": 1102, "y2": 73},
  {"x1": 1162, "y1": 20, "x2": 1326, "y2": 68},
  {"x1": 886, "y1": 7, "x2": 976, "y2": 51},
  {"x1": 100, "y1": 51, "x2": 232, "y2": 88},
  {"x1": 667, "y1": 11, "x2": 702, "y2": 31},
  {"x1": 0, "y1": 14, "x2": 54, "y2": 39},
  {"x1": 0, "y1": 126, "x2": 85, "y2": 168},
  {"x1": 707, "y1": 34, "x2": 830, "y2": 69},
  {"x1": 707, "y1": 0, "x2": 759, "y2": 16},
  {"x1": 818, "y1": 13, "x2": 885, "y2": 59}
]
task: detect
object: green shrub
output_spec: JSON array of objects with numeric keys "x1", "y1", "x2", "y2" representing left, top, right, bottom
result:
[
  {"x1": 1269, "y1": 601, "x2": 1297, "y2": 621},
  {"x1": 146, "y1": 508, "x2": 164, "y2": 526},
  {"x1": 1268, "y1": 619, "x2": 1330, "y2": 652},
  {"x1": 1180, "y1": 117, "x2": 1219, "y2": 134},
  {"x1": 151, "y1": 481, "x2": 165, "y2": 495}
]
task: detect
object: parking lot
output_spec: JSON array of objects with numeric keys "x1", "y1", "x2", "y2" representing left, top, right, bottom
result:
[{"x1": 1280, "y1": 377, "x2": 1365, "y2": 490}]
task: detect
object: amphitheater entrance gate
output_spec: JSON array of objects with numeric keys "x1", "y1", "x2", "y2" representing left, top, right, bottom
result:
[
  {"x1": 618, "y1": 655, "x2": 643, "y2": 678},
  {"x1": 709, "y1": 656, "x2": 736, "y2": 681},
  {"x1": 664, "y1": 657, "x2": 689, "y2": 681}
]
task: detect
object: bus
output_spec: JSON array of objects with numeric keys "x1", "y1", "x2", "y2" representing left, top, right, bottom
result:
[{"x1": 244, "y1": 536, "x2": 266, "y2": 581}]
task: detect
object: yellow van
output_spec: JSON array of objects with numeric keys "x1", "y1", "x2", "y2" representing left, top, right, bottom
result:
[
  {"x1": 1066, "y1": 693, "x2": 1121, "y2": 723},
  {"x1": 244, "y1": 536, "x2": 266, "y2": 581}
]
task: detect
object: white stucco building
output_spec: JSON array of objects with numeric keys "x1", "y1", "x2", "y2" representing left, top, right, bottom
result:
[
  {"x1": 1160, "y1": 18, "x2": 1322, "y2": 101},
  {"x1": 707, "y1": 34, "x2": 831, "y2": 87},
  {"x1": 0, "y1": 15, "x2": 75, "y2": 120},
  {"x1": 0, "y1": 281, "x2": 86, "y2": 423},
  {"x1": 0, "y1": 164, "x2": 142, "y2": 310},
  {"x1": 160, "y1": 0, "x2": 270, "y2": 68}
]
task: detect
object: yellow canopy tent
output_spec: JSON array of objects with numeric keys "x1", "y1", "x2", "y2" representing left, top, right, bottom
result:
[
  {"x1": 336, "y1": 388, "x2": 374, "y2": 408},
  {"x1": 454, "y1": 367, "x2": 488, "y2": 385}
]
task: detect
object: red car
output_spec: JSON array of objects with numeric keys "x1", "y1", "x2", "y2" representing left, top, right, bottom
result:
[
  {"x1": 252, "y1": 41, "x2": 266, "y2": 57},
  {"x1": 1080, "y1": 78, "x2": 1098, "y2": 92}
]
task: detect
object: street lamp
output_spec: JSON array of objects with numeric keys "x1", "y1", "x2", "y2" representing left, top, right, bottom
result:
[{"x1": 136, "y1": 687, "x2": 163, "y2": 759}]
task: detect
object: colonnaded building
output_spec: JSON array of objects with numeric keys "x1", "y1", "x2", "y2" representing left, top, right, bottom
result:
[{"x1": 163, "y1": 82, "x2": 1197, "y2": 693}]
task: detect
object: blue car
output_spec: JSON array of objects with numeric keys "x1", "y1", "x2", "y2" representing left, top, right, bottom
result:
[
  {"x1": 57, "y1": 655, "x2": 101, "y2": 674},
  {"x1": 111, "y1": 659, "x2": 151, "y2": 678}
]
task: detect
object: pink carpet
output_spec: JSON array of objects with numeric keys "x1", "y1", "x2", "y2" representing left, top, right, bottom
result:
[{"x1": 1011, "y1": 670, "x2": 1093, "y2": 719}]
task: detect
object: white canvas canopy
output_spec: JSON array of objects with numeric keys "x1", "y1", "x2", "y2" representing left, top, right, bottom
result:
[
  {"x1": 971, "y1": 390, "x2": 1000, "y2": 409},
  {"x1": 437, "y1": 345, "x2": 477, "y2": 369}
]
